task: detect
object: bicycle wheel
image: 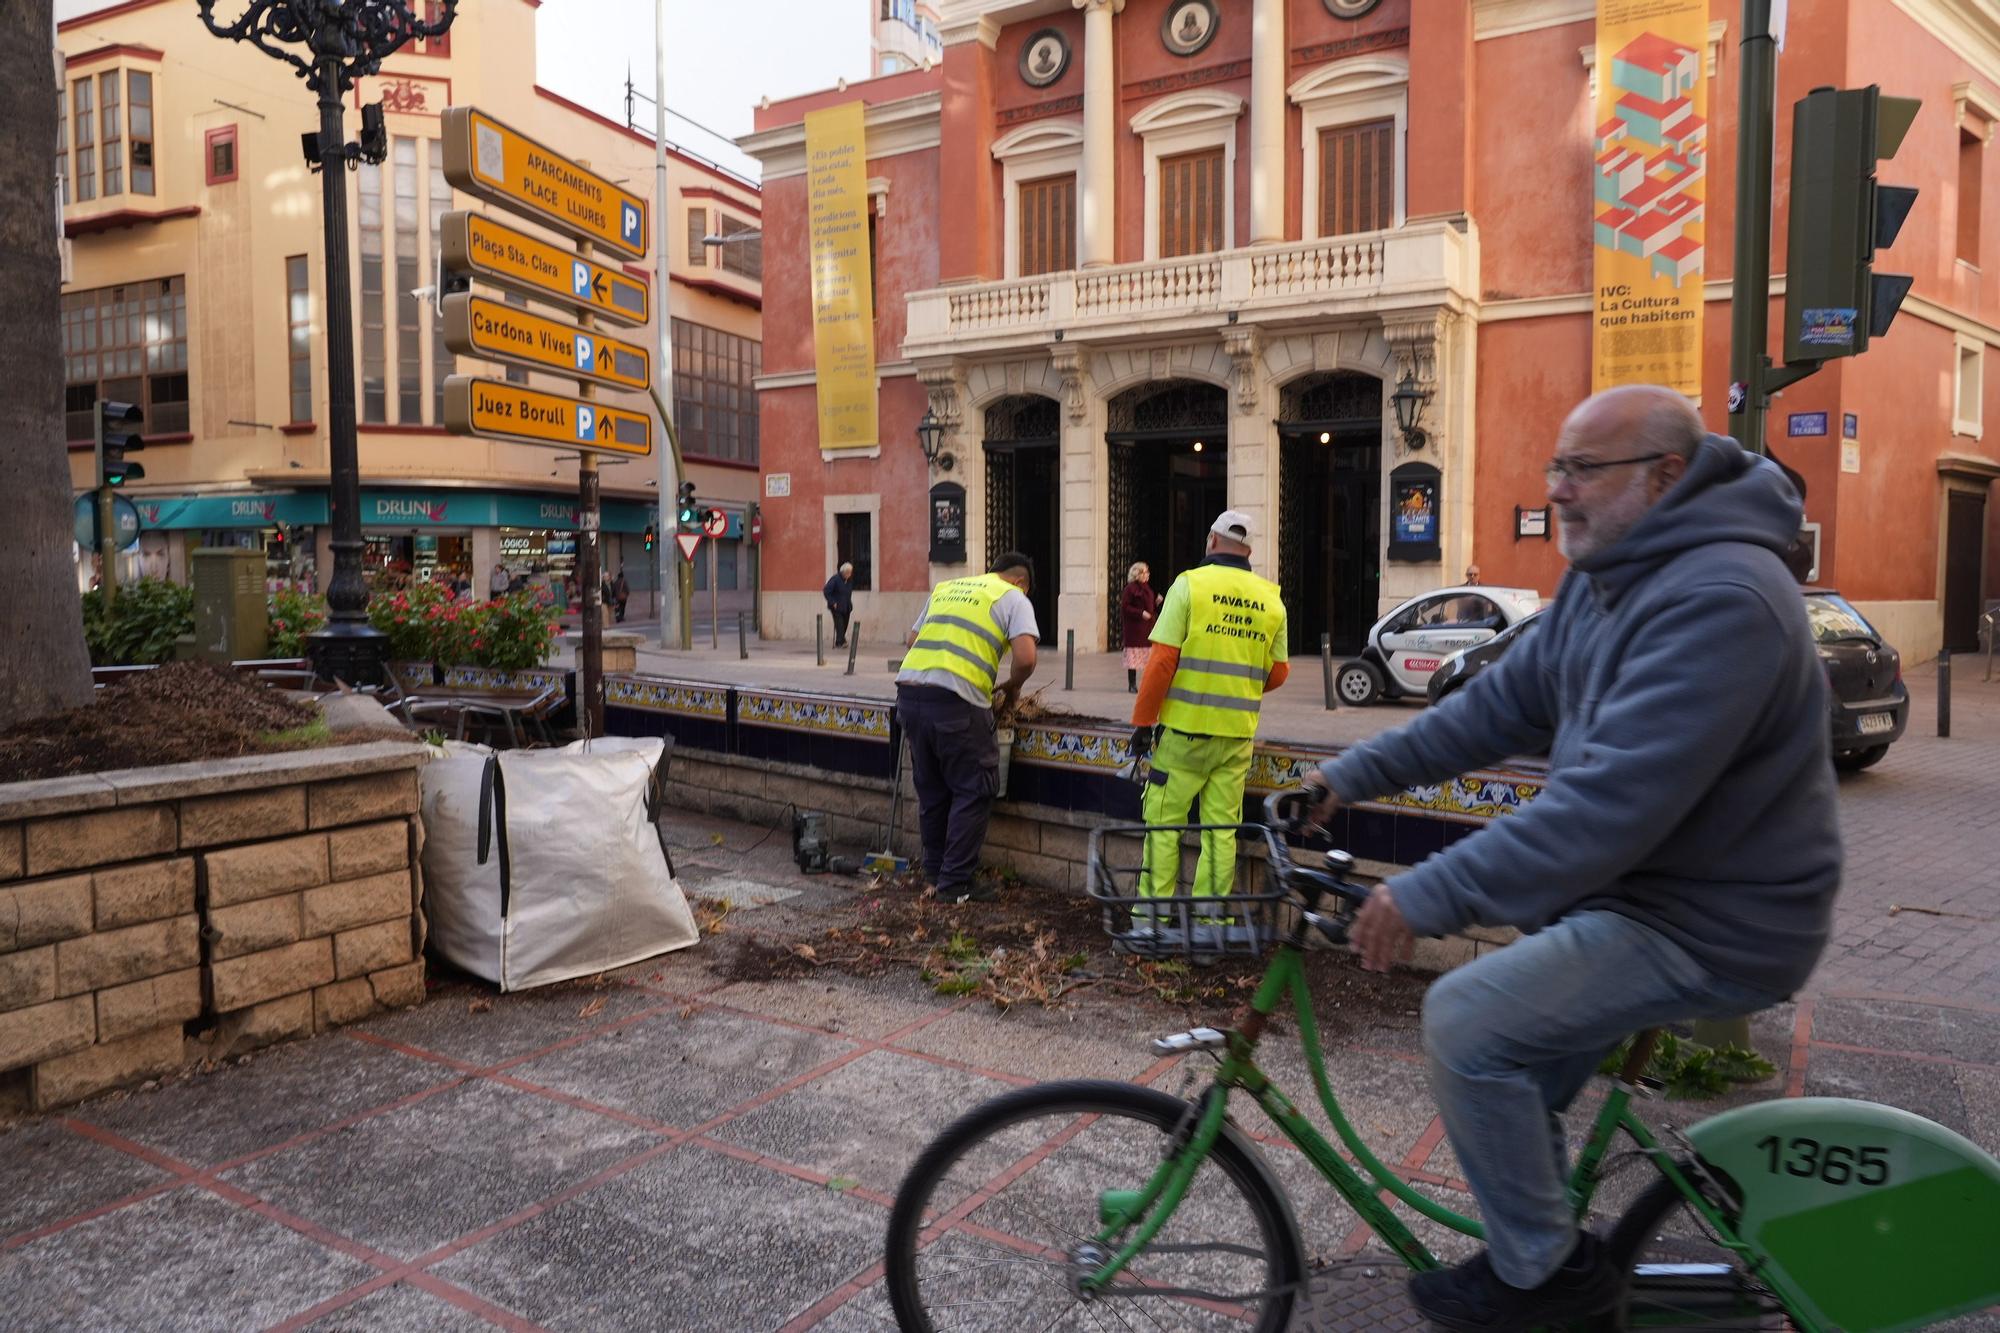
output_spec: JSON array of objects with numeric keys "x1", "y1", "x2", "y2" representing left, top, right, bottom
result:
[
  {"x1": 884, "y1": 1079, "x2": 1306, "y2": 1332},
  {"x1": 1604, "y1": 1172, "x2": 1788, "y2": 1330}
]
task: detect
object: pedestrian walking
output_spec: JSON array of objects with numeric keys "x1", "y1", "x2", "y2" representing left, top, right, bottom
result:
[
  {"x1": 894, "y1": 553, "x2": 1040, "y2": 902},
  {"x1": 1301, "y1": 386, "x2": 1840, "y2": 1330},
  {"x1": 489, "y1": 562, "x2": 510, "y2": 601},
  {"x1": 1119, "y1": 562, "x2": 1160, "y2": 693},
  {"x1": 613, "y1": 568, "x2": 631, "y2": 623},
  {"x1": 824, "y1": 562, "x2": 856, "y2": 647},
  {"x1": 1129, "y1": 512, "x2": 1289, "y2": 902}
]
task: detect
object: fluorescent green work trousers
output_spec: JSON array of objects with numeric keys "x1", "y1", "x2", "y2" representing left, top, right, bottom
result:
[{"x1": 1138, "y1": 727, "x2": 1254, "y2": 898}]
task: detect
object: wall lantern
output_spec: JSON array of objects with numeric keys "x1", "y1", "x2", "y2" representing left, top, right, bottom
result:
[
  {"x1": 1390, "y1": 372, "x2": 1432, "y2": 451},
  {"x1": 916, "y1": 407, "x2": 953, "y2": 470}
]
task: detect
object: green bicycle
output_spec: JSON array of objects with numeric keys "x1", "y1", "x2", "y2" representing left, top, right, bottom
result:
[{"x1": 883, "y1": 792, "x2": 2000, "y2": 1331}]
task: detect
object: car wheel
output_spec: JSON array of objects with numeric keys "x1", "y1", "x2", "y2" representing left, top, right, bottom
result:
[
  {"x1": 1336, "y1": 659, "x2": 1384, "y2": 706},
  {"x1": 1833, "y1": 744, "x2": 1888, "y2": 772}
]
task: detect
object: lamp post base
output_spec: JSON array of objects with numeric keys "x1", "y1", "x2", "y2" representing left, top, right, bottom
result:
[{"x1": 306, "y1": 621, "x2": 388, "y2": 689}]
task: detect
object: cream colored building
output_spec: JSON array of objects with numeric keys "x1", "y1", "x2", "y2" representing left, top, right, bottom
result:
[{"x1": 57, "y1": 0, "x2": 762, "y2": 620}]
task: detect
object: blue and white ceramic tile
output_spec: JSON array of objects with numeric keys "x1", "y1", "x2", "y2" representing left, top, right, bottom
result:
[
  {"x1": 738, "y1": 690, "x2": 891, "y2": 738},
  {"x1": 606, "y1": 675, "x2": 727, "y2": 717}
]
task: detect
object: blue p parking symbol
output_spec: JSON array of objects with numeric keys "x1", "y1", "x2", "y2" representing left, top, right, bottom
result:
[
  {"x1": 575, "y1": 334, "x2": 594, "y2": 373},
  {"x1": 572, "y1": 261, "x2": 591, "y2": 298},
  {"x1": 575, "y1": 405, "x2": 595, "y2": 442},
  {"x1": 621, "y1": 203, "x2": 642, "y2": 249}
]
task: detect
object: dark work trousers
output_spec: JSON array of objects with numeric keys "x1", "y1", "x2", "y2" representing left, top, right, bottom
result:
[
  {"x1": 831, "y1": 608, "x2": 852, "y2": 646},
  {"x1": 895, "y1": 684, "x2": 999, "y2": 893}
]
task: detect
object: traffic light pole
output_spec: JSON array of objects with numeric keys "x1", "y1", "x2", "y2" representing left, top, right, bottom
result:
[
  {"x1": 577, "y1": 233, "x2": 606, "y2": 737},
  {"x1": 652, "y1": 7, "x2": 691, "y2": 654},
  {"x1": 94, "y1": 407, "x2": 116, "y2": 610}
]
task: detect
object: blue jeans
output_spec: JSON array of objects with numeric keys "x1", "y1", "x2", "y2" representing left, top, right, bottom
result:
[{"x1": 1422, "y1": 910, "x2": 1785, "y2": 1288}]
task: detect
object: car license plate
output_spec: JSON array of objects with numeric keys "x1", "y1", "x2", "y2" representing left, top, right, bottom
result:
[{"x1": 1857, "y1": 712, "x2": 1895, "y2": 736}]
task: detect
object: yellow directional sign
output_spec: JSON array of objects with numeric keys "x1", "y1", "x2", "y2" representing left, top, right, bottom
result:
[
  {"x1": 443, "y1": 376, "x2": 652, "y2": 457},
  {"x1": 444, "y1": 294, "x2": 650, "y2": 392},
  {"x1": 440, "y1": 211, "x2": 649, "y2": 327},
  {"x1": 442, "y1": 107, "x2": 649, "y2": 260}
]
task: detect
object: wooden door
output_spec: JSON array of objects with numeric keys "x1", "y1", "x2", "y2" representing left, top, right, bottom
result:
[{"x1": 1159, "y1": 148, "x2": 1225, "y2": 258}]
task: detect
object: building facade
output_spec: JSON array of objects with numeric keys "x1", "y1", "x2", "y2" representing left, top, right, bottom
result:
[
  {"x1": 57, "y1": 0, "x2": 762, "y2": 622},
  {"x1": 745, "y1": 0, "x2": 2000, "y2": 660},
  {"x1": 875, "y1": 0, "x2": 946, "y2": 76}
]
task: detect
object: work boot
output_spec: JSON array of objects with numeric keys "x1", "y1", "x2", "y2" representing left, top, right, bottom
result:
[
  {"x1": 1408, "y1": 1232, "x2": 1620, "y2": 1332},
  {"x1": 1127, "y1": 669, "x2": 1138, "y2": 692}
]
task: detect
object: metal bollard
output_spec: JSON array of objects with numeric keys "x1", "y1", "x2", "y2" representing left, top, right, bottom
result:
[
  {"x1": 737, "y1": 611, "x2": 748, "y2": 660},
  {"x1": 845, "y1": 623, "x2": 861, "y2": 676},
  {"x1": 1321, "y1": 633, "x2": 1335, "y2": 710},
  {"x1": 816, "y1": 615, "x2": 825, "y2": 667},
  {"x1": 1938, "y1": 650, "x2": 1951, "y2": 739},
  {"x1": 1065, "y1": 629, "x2": 1075, "y2": 691}
]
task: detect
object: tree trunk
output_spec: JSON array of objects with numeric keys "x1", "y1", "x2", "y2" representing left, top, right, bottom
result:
[{"x1": 0, "y1": 0, "x2": 94, "y2": 730}]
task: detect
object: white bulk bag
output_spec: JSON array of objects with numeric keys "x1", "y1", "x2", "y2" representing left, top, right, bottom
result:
[{"x1": 419, "y1": 736, "x2": 699, "y2": 991}]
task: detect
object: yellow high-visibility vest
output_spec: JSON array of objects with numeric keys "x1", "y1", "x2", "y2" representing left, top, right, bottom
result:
[
  {"x1": 1159, "y1": 564, "x2": 1283, "y2": 738},
  {"x1": 901, "y1": 573, "x2": 1015, "y2": 696}
]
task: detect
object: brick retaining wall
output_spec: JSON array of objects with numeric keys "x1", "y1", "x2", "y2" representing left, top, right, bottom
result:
[{"x1": 0, "y1": 742, "x2": 429, "y2": 1112}]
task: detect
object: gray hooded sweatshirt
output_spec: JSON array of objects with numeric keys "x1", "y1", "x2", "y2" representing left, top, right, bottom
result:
[{"x1": 1319, "y1": 434, "x2": 1841, "y2": 995}]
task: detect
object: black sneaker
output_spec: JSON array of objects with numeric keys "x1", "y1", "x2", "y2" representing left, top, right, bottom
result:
[{"x1": 1408, "y1": 1233, "x2": 1620, "y2": 1331}]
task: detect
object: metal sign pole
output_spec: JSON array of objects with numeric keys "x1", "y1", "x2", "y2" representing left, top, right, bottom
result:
[{"x1": 577, "y1": 226, "x2": 605, "y2": 737}]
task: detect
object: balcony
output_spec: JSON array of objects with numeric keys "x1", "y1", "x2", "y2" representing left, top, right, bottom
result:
[{"x1": 903, "y1": 220, "x2": 1478, "y2": 360}]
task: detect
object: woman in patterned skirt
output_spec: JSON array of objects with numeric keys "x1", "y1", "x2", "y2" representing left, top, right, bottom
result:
[{"x1": 1119, "y1": 562, "x2": 1160, "y2": 692}]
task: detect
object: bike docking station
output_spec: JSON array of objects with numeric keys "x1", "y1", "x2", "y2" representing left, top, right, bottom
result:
[{"x1": 438, "y1": 106, "x2": 654, "y2": 738}]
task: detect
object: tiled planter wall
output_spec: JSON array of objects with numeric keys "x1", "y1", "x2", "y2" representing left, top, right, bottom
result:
[{"x1": 0, "y1": 743, "x2": 429, "y2": 1112}]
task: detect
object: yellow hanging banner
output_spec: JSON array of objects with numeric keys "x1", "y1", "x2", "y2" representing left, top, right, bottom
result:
[
  {"x1": 805, "y1": 102, "x2": 878, "y2": 452},
  {"x1": 1591, "y1": 0, "x2": 1708, "y2": 395}
]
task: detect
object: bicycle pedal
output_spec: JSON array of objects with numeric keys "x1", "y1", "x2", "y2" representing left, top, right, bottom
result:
[{"x1": 1151, "y1": 1026, "x2": 1227, "y2": 1055}]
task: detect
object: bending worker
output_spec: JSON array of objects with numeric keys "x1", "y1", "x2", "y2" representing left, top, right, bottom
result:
[
  {"x1": 1129, "y1": 511, "x2": 1289, "y2": 901},
  {"x1": 894, "y1": 553, "x2": 1040, "y2": 902}
]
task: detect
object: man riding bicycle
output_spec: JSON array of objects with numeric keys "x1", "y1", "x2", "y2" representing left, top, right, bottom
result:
[{"x1": 1305, "y1": 385, "x2": 1841, "y2": 1331}]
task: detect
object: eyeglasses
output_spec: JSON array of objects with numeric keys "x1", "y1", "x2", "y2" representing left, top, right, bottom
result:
[{"x1": 1544, "y1": 452, "x2": 1671, "y2": 485}]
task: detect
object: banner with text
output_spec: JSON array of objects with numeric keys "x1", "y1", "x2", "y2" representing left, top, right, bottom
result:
[
  {"x1": 805, "y1": 102, "x2": 878, "y2": 452},
  {"x1": 1591, "y1": 0, "x2": 1707, "y2": 395}
]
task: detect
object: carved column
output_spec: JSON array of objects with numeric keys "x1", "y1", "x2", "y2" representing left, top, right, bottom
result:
[
  {"x1": 1075, "y1": 0, "x2": 1123, "y2": 268},
  {"x1": 1380, "y1": 308, "x2": 1470, "y2": 591},
  {"x1": 1055, "y1": 343, "x2": 1106, "y2": 647},
  {"x1": 1221, "y1": 327, "x2": 1280, "y2": 582},
  {"x1": 1249, "y1": 0, "x2": 1286, "y2": 244},
  {"x1": 918, "y1": 362, "x2": 973, "y2": 575}
]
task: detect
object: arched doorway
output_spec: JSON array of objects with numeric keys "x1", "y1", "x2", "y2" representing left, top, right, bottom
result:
[
  {"x1": 983, "y1": 395, "x2": 1061, "y2": 644},
  {"x1": 1278, "y1": 372, "x2": 1382, "y2": 654},
  {"x1": 1105, "y1": 379, "x2": 1229, "y2": 647}
]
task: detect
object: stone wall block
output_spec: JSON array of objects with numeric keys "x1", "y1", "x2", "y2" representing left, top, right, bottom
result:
[
  {"x1": 0, "y1": 995, "x2": 95, "y2": 1072},
  {"x1": 367, "y1": 960, "x2": 426, "y2": 1009},
  {"x1": 0, "y1": 876, "x2": 93, "y2": 952},
  {"x1": 209, "y1": 937, "x2": 335, "y2": 1013},
  {"x1": 300, "y1": 870, "x2": 412, "y2": 938},
  {"x1": 325, "y1": 820, "x2": 411, "y2": 881},
  {"x1": 0, "y1": 823, "x2": 21, "y2": 882},
  {"x1": 30, "y1": 1023, "x2": 183, "y2": 1110},
  {"x1": 26, "y1": 805, "x2": 176, "y2": 876},
  {"x1": 203, "y1": 834, "x2": 329, "y2": 907},
  {"x1": 0, "y1": 947, "x2": 56, "y2": 1012},
  {"x1": 208, "y1": 894, "x2": 304, "y2": 961},
  {"x1": 313, "y1": 977, "x2": 377, "y2": 1032},
  {"x1": 334, "y1": 920, "x2": 413, "y2": 980},
  {"x1": 1037, "y1": 824, "x2": 1096, "y2": 865},
  {"x1": 93, "y1": 858, "x2": 197, "y2": 930},
  {"x1": 209, "y1": 992, "x2": 314, "y2": 1055},
  {"x1": 981, "y1": 815, "x2": 1041, "y2": 854},
  {"x1": 95, "y1": 967, "x2": 203, "y2": 1043},
  {"x1": 55, "y1": 916, "x2": 200, "y2": 996},
  {"x1": 308, "y1": 772, "x2": 419, "y2": 830},
  {"x1": 179, "y1": 788, "x2": 306, "y2": 849}
]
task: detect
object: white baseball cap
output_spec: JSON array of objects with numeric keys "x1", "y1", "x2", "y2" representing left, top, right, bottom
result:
[{"x1": 1210, "y1": 510, "x2": 1253, "y2": 542}]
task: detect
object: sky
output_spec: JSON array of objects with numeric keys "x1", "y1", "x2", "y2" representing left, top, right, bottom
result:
[{"x1": 53, "y1": 0, "x2": 873, "y2": 181}]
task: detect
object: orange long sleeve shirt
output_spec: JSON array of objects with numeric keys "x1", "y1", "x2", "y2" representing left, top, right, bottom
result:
[{"x1": 1131, "y1": 646, "x2": 1288, "y2": 728}]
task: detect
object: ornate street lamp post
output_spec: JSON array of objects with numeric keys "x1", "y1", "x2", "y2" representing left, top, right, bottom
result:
[{"x1": 197, "y1": 0, "x2": 456, "y2": 685}]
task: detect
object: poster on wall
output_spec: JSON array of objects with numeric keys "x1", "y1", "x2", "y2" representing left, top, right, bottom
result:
[
  {"x1": 1387, "y1": 462, "x2": 1442, "y2": 563},
  {"x1": 1591, "y1": 0, "x2": 1708, "y2": 397},
  {"x1": 804, "y1": 102, "x2": 878, "y2": 453}
]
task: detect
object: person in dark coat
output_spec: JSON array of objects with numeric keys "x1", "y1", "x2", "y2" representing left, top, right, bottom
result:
[
  {"x1": 824, "y1": 562, "x2": 856, "y2": 646},
  {"x1": 1119, "y1": 562, "x2": 1160, "y2": 692}
]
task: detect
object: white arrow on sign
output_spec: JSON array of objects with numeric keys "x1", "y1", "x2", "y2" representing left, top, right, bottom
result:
[{"x1": 674, "y1": 532, "x2": 702, "y2": 562}]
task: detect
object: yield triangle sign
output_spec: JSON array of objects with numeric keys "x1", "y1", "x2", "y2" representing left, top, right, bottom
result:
[{"x1": 674, "y1": 532, "x2": 702, "y2": 562}]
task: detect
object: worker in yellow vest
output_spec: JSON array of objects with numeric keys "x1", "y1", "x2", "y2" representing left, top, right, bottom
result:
[
  {"x1": 1130, "y1": 511, "x2": 1289, "y2": 905},
  {"x1": 895, "y1": 553, "x2": 1040, "y2": 902}
]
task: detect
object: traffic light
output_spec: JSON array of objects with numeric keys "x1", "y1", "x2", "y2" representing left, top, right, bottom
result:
[
  {"x1": 643, "y1": 523, "x2": 657, "y2": 552},
  {"x1": 95, "y1": 399, "x2": 145, "y2": 488},
  {"x1": 1784, "y1": 86, "x2": 1922, "y2": 363},
  {"x1": 676, "y1": 481, "x2": 698, "y2": 531}
]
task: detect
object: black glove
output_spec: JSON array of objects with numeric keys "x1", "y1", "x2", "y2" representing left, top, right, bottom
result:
[{"x1": 1129, "y1": 725, "x2": 1155, "y2": 759}]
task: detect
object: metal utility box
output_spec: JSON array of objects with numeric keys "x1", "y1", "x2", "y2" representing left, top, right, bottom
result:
[{"x1": 190, "y1": 547, "x2": 269, "y2": 662}]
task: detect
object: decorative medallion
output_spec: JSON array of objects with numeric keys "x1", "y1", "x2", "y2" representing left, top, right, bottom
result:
[
  {"x1": 1019, "y1": 28, "x2": 1070, "y2": 87},
  {"x1": 1322, "y1": 0, "x2": 1383, "y2": 16},
  {"x1": 1160, "y1": 0, "x2": 1219, "y2": 57}
]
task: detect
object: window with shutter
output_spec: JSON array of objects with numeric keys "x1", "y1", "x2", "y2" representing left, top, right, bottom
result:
[
  {"x1": 687, "y1": 207, "x2": 707, "y2": 266},
  {"x1": 1318, "y1": 119, "x2": 1394, "y2": 236},
  {"x1": 1159, "y1": 148, "x2": 1224, "y2": 258},
  {"x1": 1018, "y1": 174, "x2": 1076, "y2": 276}
]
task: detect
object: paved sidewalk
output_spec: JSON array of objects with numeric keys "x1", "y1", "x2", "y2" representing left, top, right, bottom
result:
[{"x1": 3, "y1": 780, "x2": 1995, "y2": 1331}]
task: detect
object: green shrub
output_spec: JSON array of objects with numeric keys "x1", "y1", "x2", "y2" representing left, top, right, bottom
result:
[
  {"x1": 471, "y1": 593, "x2": 560, "y2": 670},
  {"x1": 362, "y1": 585, "x2": 557, "y2": 670},
  {"x1": 365, "y1": 581, "x2": 458, "y2": 662},
  {"x1": 80, "y1": 579, "x2": 195, "y2": 666},
  {"x1": 267, "y1": 589, "x2": 327, "y2": 658}
]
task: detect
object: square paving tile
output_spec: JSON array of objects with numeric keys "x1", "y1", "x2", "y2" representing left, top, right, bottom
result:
[
  {"x1": 0, "y1": 1119, "x2": 172, "y2": 1241},
  {"x1": 432, "y1": 1145, "x2": 885, "y2": 1331},
  {"x1": 710, "y1": 1048, "x2": 1026, "y2": 1200},
  {"x1": 223, "y1": 1079, "x2": 657, "y2": 1260},
  {"x1": 806, "y1": 1278, "x2": 897, "y2": 1331},
  {"x1": 1954, "y1": 1066, "x2": 1999, "y2": 1157},
  {"x1": 892, "y1": 1000, "x2": 1164, "y2": 1081},
  {"x1": 1812, "y1": 996, "x2": 2000, "y2": 1065},
  {"x1": 353, "y1": 981, "x2": 670, "y2": 1069},
  {"x1": 502, "y1": 1005, "x2": 856, "y2": 1129},
  {"x1": 0, "y1": 1184, "x2": 374, "y2": 1331},
  {"x1": 1802, "y1": 1046, "x2": 1971, "y2": 1138},
  {"x1": 706, "y1": 972, "x2": 951, "y2": 1039},
  {"x1": 74, "y1": 1035, "x2": 456, "y2": 1168},
  {"x1": 299, "y1": 1280, "x2": 501, "y2": 1332}
]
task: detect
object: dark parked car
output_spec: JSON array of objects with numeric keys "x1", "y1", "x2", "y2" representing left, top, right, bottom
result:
[{"x1": 1423, "y1": 589, "x2": 1907, "y2": 771}]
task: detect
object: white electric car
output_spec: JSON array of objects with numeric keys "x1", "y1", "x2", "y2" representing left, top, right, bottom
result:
[{"x1": 1334, "y1": 585, "x2": 1543, "y2": 705}]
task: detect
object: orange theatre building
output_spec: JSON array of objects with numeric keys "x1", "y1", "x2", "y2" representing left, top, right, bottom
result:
[{"x1": 742, "y1": 0, "x2": 1999, "y2": 661}]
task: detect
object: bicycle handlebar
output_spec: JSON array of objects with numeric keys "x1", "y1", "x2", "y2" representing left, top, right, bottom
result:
[{"x1": 1260, "y1": 789, "x2": 1373, "y2": 918}]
